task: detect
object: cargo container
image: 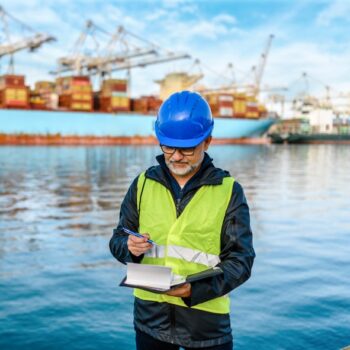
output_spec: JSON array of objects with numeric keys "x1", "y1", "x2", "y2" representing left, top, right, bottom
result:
[
  {"x1": 131, "y1": 96, "x2": 162, "y2": 114},
  {"x1": 246, "y1": 96, "x2": 259, "y2": 118},
  {"x1": 0, "y1": 75, "x2": 25, "y2": 89},
  {"x1": 34, "y1": 81, "x2": 56, "y2": 109},
  {"x1": 203, "y1": 93, "x2": 234, "y2": 117},
  {"x1": 30, "y1": 92, "x2": 47, "y2": 110},
  {"x1": 35, "y1": 81, "x2": 55, "y2": 93},
  {"x1": 56, "y1": 76, "x2": 93, "y2": 111},
  {"x1": 100, "y1": 79, "x2": 127, "y2": 94},
  {"x1": 233, "y1": 93, "x2": 247, "y2": 118},
  {"x1": 145, "y1": 96, "x2": 162, "y2": 112},
  {"x1": 258, "y1": 104, "x2": 268, "y2": 117},
  {"x1": 131, "y1": 97, "x2": 149, "y2": 114},
  {"x1": 99, "y1": 95, "x2": 130, "y2": 112},
  {"x1": 58, "y1": 96, "x2": 93, "y2": 111},
  {"x1": 218, "y1": 94, "x2": 234, "y2": 117},
  {"x1": 98, "y1": 79, "x2": 130, "y2": 112},
  {"x1": 203, "y1": 94, "x2": 219, "y2": 116},
  {"x1": 0, "y1": 87, "x2": 29, "y2": 109},
  {"x1": 0, "y1": 75, "x2": 29, "y2": 109}
]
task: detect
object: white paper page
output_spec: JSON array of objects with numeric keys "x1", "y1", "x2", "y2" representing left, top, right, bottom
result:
[
  {"x1": 170, "y1": 273, "x2": 186, "y2": 287},
  {"x1": 125, "y1": 263, "x2": 172, "y2": 289}
]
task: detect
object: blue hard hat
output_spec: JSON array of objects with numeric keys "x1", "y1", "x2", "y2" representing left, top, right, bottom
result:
[{"x1": 155, "y1": 90, "x2": 214, "y2": 147}]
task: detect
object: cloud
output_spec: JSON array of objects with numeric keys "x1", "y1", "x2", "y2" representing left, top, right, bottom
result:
[
  {"x1": 316, "y1": 0, "x2": 350, "y2": 26},
  {"x1": 162, "y1": 0, "x2": 189, "y2": 8},
  {"x1": 180, "y1": 3, "x2": 198, "y2": 15},
  {"x1": 153, "y1": 14, "x2": 240, "y2": 43},
  {"x1": 213, "y1": 13, "x2": 237, "y2": 26},
  {"x1": 145, "y1": 9, "x2": 168, "y2": 21}
]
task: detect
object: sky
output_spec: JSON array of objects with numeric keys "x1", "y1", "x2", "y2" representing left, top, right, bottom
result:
[{"x1": 1, "y1": 0, "x2": 350, "y2": 105}]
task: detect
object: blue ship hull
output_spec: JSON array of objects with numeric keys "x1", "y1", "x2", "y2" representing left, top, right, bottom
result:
[{"x1": 0, "y1": 109, "x2": 275, "y2": 141}]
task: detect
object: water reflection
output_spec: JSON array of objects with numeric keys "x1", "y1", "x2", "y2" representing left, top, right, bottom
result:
[{"x1": 0, "y1": 144, "x2": 349, "y2": 263}]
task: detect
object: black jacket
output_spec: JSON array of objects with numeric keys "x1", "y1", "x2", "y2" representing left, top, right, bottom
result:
[{"x1": 109, "y1": 153, "x2": 255, "y2": 348}]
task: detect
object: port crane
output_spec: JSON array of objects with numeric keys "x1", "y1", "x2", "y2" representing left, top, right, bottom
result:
[
  {"x1": 0, "y1": 5, "x2": 55, "y2": 73},
  {"x1": 291, "y1": 72, "x2": 350, "y2": 114},
  {"x1": 51, "y1": 20, "x2": 190, "y2": 77},
  {"x1": 192, "y1": 34, "x2": 275, "y2": 97},
  {"x1": 286, "y1": 72, "x2": 334, "y2": 113},
  {"x1": 250, "y1": 34, "x2": 274, "y2": 96}
]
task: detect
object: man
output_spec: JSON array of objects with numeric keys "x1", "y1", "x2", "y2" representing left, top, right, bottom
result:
[{"x1": 109, "y1": 91, "x2": 255, "y2": 350}]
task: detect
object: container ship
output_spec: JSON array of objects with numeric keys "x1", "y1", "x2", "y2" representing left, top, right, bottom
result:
[
  {"x1": 0, "y1": 9, "x2": 277, "y2": 145},
  {"x1": 0, "y1": 73, "x2": 276, "y2": 145}
]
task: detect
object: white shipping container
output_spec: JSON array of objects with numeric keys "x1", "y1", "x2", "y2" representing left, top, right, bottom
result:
[
  {"x1": 218, "y1": 95, "x2": 234, "y2": 102},
  {"x1": 246, "y1": 102, "x2": 258, "y2": 108},
  {"x1": 219, "y1": 107, "x2": 233, "y2": 117},
  {"x1": 111, "y1": 91, "x2": 127, "y2": 97}
]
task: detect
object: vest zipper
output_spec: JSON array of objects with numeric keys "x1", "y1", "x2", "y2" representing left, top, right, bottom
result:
[
  {"x1": 175, "y1": 189, "x2": 183, "y2": 217},
  {"x1": 176, "y1": 198, "x2": 181, "y2": 217}
]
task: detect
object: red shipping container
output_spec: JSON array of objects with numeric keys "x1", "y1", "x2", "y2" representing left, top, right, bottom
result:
[{"x1": 0, "y1": 75, "x2": 25, "y2": 87}]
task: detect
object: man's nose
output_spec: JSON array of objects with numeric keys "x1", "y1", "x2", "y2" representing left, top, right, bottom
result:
[{"x1": 171, "y1": 149, "x2": 184, "y2": 161}]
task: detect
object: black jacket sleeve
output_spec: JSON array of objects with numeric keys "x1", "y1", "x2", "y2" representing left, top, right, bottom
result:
[
  {"x1": 183, "y1": 181, "x2": 255, "y2": 307},
  {"x1": 109, "y1": 176, "x2": 143, "y2": 264}
]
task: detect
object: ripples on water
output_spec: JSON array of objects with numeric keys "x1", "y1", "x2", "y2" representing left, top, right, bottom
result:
[{"x1": 0, "y1": 145, "x2": 349, "y2": 350}]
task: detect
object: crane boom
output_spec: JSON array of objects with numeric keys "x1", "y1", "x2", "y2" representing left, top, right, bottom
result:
[
  {"x1": 53, "y1": 48, "x2": 157, "y2": 74},
  {"x1": 103, "y1": 53, "x2": 191, "y2": 73},
  {"x1": 254, "y1": 34, "x2": 274, "y2": 95},
  {"x1": 0, "y1": 33, "x2": 55, "y2": 58},
  {"x1": 0, "y1": 6, "x2": 56, "y2": 73},
  {"x1": 52, "y1": 20, "x2": 190, "y2": 77}
]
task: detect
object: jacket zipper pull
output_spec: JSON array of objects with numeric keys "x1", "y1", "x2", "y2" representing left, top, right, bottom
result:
[
  {"x1": 176, "y1": 198, "x2": 180, "y2": 213},
  {"x1": 176, "y1": 189, "x2": 183, "y2": 216}
]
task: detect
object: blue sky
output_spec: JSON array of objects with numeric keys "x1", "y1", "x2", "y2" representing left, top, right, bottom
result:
[{"x1": 2, "y1": 0, "x2": 350, "y2": 101}]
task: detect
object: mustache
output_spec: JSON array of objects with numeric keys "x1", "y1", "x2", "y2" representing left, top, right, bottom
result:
[{"x1": 169, "y1": 161, "x2": 189, "y2": 164}]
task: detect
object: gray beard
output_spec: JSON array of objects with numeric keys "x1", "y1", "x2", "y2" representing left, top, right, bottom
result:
[{"x1": 165, "y1": 153, "x2": 204, "y2": 177}]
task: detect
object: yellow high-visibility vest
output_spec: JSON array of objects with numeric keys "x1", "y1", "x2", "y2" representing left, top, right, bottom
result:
[{"x1": 134, "y1": 172, "x2": 235, "y2": 314}]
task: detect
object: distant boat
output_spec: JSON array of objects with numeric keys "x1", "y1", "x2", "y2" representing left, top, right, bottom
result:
[
  {"x1": 268, "y1": 105, "x2": 350, "y2": 144},
  {"x1": 269, "y1": 132, "x2": 350, "y2": 144}
]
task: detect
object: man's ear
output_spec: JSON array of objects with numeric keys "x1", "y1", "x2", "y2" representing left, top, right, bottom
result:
[{"x1": 204, "y1": 136, "x2": 212, "y2": 150}]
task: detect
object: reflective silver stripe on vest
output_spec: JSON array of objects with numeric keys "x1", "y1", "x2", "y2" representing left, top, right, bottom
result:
[
  {"x1": 144, "y1": 245, "x2": 166, "y2": 259},
  {"x1": 145, "y1": 244, "x2": 220, "y2": 268},
  {"x1": 167, "y1": 245, "x2": 220, "y2": 267}
]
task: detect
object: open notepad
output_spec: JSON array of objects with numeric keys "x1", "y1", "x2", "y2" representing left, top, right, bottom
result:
[{"x1": 119, "y1": 263, "x2": 223, "y2": 293}]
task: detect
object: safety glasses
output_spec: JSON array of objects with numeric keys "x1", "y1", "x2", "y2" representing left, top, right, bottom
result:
[{"x1": 160, "y1": 145, "x2": 196, "y2": 156}]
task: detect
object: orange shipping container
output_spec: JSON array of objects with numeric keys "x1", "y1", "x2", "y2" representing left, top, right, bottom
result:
[
  {"x1": 56, "y1": 76, "x2": 92, "y2": 95},
  {"x1": 0, "y1": 87, "x2": 29, "y2": 108},
  {"x1": 35, "y1": 81, "x2": 55, "y2": 92},
  {"x1": 131, "y1": 98, "x2": 148, "y2": 113},
  {"x1": 59, "y1": 93, "x2": 93, "y2": 111},
  {"x1": 209, "y1": 103, "x2": 219, "y2": 117},
  {"x1": 99, "y1": 96, "x2": 130, "y2": 112},
  {"x1": 71, "y1": 102, "x2": 92, "y2": 111},
  {"x1": 72, "y1": 93, "x2": 92, "y2": 101}
]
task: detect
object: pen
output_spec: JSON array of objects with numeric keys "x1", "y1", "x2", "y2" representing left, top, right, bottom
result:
[{"x1": 122, "y1": 227, "x2": 156, "y2": 245}]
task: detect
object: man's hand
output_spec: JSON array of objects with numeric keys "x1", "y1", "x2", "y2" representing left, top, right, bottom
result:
[
  {"x1": 166, "y1": 283, "x2": 191, "y2": 298},
  {"x1": 127, "y1": 233, "x2": 152, "y2": 257}
]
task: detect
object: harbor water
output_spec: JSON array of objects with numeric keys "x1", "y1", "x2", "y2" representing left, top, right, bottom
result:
[{"x1": 0, "y1": 145, "x2": 349, "y2": 349}]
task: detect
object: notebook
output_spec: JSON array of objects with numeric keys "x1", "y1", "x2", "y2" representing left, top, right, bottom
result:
[{"x1": 119, "y1": 263, "x2": 223, "y2": 293}]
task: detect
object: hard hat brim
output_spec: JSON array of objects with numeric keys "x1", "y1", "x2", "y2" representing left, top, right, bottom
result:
[{"x1": 155, "y1": 124, "x2": 213, "y2": 148}]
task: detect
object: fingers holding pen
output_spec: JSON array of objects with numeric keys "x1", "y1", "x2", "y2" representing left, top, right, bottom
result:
[
  {"x1": 128, "y1": 235, "x2": 150, "y2": 248},
  {"x1": 127, "y1": 233, "x2": 152, "y2": 256}
]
